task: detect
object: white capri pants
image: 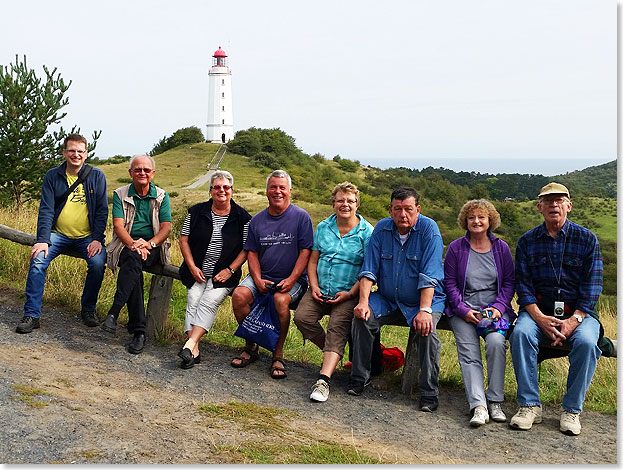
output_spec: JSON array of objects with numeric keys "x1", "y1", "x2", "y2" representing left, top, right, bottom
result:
[{"x1": 185, "y1": 279, "x2": 233, "y2": 333}]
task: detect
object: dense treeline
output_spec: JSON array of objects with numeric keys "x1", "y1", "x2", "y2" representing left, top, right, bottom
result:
[
  {"x1": 407, "y1": 161, "x2": 616, "y2": 201},
  {"x1": 226, "y1": 127, "x2": 617, "y2": 296},
  {"x1": 150, "y1": 126, "x2": 204, "y2": 156}
]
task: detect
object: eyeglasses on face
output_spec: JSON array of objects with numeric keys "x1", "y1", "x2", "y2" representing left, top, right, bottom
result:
[
  {"x1": 65, "y1": 149, "x2": 86, "y2": 155},
  {"x1": 131, "y1": 167, "x2": 153, "y2": 174},
  {"x1": 541, "y1": 197, "x2": 568, "y2": 206},
  {"x1": 211, "y1": 184, "x2": 232, "y2": 191}
]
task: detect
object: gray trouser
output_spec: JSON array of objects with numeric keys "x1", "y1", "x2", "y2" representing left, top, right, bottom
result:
[
  {"x1": 447, "y1": 314, "x2": 507, "y2": 410},
  {"x1": 350, "y1": 309, "x2": 442, "y2": 398}
]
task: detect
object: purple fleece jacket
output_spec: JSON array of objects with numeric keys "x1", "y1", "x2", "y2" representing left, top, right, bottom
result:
[{"x1": 443, "y1": 232, "x2": 516, "y2": 321}]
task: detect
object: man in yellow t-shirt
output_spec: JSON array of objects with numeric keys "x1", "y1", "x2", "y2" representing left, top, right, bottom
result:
[{"x1": 17, "y1": 134, "x2": 109, "y2": 334}]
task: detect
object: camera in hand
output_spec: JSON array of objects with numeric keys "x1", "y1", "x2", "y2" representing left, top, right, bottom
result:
[
  {"x1": 554, "y1": 301, "x2": 564, "y2": 317},
  {"x1": 320, "y1": 294, "x2": 337, "y2": 301}
]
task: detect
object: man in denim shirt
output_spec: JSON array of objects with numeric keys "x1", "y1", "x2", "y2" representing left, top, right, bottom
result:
[{"x1": 348, "y1": 187, "x2": 445, "y2": 412}]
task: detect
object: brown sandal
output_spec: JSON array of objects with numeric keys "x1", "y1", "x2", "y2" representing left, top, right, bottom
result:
[
  {"x1": 270, "y1": 357, "x2": 287, "y2": 379},
  {"x1": 231, "y1": 343, "x2": 259, "y2": 368}
]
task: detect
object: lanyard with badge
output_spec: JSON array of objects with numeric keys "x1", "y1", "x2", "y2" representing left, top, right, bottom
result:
[{"x1": 547, "y1": 233, "x2": 567, "y2": 317}]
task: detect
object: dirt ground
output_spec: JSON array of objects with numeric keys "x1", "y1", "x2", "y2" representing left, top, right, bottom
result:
[{"x1": 0, "y1": 288, "x2": 617, "y2": 464}]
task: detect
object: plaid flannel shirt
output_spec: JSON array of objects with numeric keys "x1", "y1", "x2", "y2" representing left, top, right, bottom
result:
[{"x1": 515, "y1": 219, "x2": 602, "y2": 319}]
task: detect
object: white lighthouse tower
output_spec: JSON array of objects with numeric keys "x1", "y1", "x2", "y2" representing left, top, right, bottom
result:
[{"x1": 206, "y1": 46, "x2": 234, "y2": 143}]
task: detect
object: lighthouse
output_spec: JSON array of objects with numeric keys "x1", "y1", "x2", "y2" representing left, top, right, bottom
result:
[{"x1": 206, "y1": 46, "x2": 233, "y2": 143}]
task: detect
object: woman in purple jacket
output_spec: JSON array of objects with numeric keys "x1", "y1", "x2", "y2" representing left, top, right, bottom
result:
[{"x1": 444, "y1": 199, "x2": 515, "y2": 428}]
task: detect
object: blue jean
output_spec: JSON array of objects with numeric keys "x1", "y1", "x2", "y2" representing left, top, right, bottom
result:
[
  {"x1": 510, "y1": 310, "x2": 601, "y2": 413},
  {"x1": 24, "y1": 231, "x2": 107, "y2": 318}
]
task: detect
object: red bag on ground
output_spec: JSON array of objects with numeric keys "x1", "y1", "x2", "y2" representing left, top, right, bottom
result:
[
  {"x1": 380, "y1": 344, "x2": 405, "y2": 371},
  {"x1": 342, "y1": 344, "x2": 405, "y2": 371}
]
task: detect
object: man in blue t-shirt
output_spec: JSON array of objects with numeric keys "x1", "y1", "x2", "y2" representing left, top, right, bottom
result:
[{"x1": 231, "y1": 170, "x2": 313, "y2": 379}]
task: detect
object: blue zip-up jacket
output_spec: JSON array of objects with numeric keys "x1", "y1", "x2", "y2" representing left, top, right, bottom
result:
[
  {"x1": 358, "y1": 215, "x2": 446, "y2": 327},
  {"x1": 36, "y1": 162, "x2": 108, "y2": 245}
]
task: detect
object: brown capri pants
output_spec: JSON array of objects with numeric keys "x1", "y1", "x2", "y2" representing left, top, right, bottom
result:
[{"x1": 293, "y1": 290, "x2": 356, "y2": 357}]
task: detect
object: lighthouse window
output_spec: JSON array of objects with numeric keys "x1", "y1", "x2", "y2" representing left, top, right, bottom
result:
[
  {"x1": 222, "y1": 119, "x2": 225, "y2": 124},
  {"x1": 222, "y1": 92, "x2": 225, "y2": 98},
  {"x1": 222, "y1": 79, "x2": 225, "y2": 85},
  {"x1": 222, "y1": 106, "x2": 225, "y2": 111}
]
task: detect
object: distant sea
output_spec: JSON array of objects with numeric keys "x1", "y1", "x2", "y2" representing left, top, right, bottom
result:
[{"x1": 357, "y1": 157, "x2": 616, "y2": 177}]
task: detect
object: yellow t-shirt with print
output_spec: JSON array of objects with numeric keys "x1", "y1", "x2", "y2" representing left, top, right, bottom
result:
[{"x1": 54, "y1": 172, "x2": 91, "y2": 239}]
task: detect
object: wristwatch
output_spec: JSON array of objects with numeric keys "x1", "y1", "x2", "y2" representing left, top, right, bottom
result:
[
  {"x1": 227, "y1": 266, "x2": 235, "y2": 274},
  {"x1": 420, "y1": 307, "x2": 433, "y2": 314},
  {"x1": 572, "y1": 313, "x2": 583, "y2": 323},
  {"x1": 150, "y1": 241, "x2": 156, "y2": 249}
]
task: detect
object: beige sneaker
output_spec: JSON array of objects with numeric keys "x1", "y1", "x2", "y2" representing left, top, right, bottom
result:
[
  {"x1": 560, "y1": 411, "x2": 581, "y2": 435},
  {"x1": 510, "y1": 405, "x2": 542, "y2": 430}
]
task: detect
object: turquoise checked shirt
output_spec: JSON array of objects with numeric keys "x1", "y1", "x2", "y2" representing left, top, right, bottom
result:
[{"x1": 313, "y1": 213, "x2": 374, "y2": 296}]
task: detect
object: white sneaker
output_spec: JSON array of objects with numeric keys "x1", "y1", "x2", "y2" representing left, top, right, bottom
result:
[
  {"x1": 489, "y1": 402, "x2": 507, "y2": 422},
  {"x1": 310, "y1": 379, "x2": 330, "y2": 402},
  {"x1": 560, "y1": 411, "x2": 581, "y2": 435},
  {"x1": 510, "y1": 405, "x2": 542, "y2": 430},
  {"x1": 469, "y1": 406, "x2": 489, "y2": 427}
]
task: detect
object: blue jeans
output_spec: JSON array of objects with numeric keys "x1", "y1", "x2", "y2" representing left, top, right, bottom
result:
[
  {"x1": 24, "y1": 231, "x2": 107, "y2": 318},
  {"x1": 510, "y1": 310, "x2": 601, "y2": 413}
]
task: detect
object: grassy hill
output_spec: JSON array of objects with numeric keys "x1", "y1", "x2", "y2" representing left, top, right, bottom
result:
[{"x1": 95, "y1": 140, "x2": 616, "y2": 297}]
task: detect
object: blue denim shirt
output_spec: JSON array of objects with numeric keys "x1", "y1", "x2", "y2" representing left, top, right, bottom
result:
[{"x1": 359, "y1": 215, "x2": 446, "y2": 326}]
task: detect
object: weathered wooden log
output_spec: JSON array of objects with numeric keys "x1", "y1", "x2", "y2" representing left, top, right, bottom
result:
[
  {"x1": 0, "y1": 224, "x2": 36, "y2": 246},
  {"x1": 146, "y1": 274, "x2": 174, "y2": 339}
]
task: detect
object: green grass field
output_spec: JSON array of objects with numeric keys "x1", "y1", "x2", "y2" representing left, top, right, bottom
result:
[{"x1": 0, "y1": 146, "x2": 617, "y2": 414}]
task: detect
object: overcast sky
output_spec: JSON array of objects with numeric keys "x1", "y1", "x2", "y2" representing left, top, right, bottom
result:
[{"x1": 1, "y1": 0, "x2": 616, "y2": 175}]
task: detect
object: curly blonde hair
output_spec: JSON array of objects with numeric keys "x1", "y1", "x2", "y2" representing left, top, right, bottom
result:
[
  {"x1": 331, "y1": 182, "x2": 360, "y2": 206},
  {"x1": 457, "y1": 199, "x2": 501, "y2": 232}
]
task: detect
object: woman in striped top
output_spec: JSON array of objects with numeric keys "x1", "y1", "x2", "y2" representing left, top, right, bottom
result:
[{"x1": 177, "y1": 170, "x2": 251, "y2": 369}]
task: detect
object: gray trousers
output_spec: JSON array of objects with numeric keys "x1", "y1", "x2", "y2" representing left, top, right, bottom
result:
[
  {"x1": 350, "y1": 309, "x2": 442, "y2": 398},
  {"x1": 447, "y1": 314, "x2": 507, "y2": 410}
]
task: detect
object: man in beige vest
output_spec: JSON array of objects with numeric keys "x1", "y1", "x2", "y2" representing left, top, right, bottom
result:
[{"x1": 101, "y1": 155, "x2": 171, "y2": 354}]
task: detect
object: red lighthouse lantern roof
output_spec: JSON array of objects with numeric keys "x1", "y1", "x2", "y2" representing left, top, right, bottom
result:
[{"x1": 213, "y1": 47, "x2": 227, "y2": 58}]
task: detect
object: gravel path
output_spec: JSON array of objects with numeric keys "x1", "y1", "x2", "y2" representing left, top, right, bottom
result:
[{"x1": 0, "y1": 288, "x2": 616, "y2": 464}]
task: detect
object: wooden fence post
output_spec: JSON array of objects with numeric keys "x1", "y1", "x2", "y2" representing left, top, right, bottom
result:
[
  {"x1": 401, "y1": 328, "x2": 420, "y2": 396},
  {"x1": 145, "y1": 273, "x2": 174, "y2": 340}
]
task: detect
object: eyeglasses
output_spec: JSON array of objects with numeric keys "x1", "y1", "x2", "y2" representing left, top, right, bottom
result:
[
  {"x1": 65, "y1": 149, "x2": 86, "y2": 155},
  {"x1": 335, "y1": 199, "x2": 357, "y2": 205},
  {"x1": 211, "y1": 184, "x2": 232, "y2": 191},
  {"x1": 131, "y1": 168, "x2": 153, "y2": 174},
  {"x1": 541, "y1": 197, "x2": 568, "y2": 206}
]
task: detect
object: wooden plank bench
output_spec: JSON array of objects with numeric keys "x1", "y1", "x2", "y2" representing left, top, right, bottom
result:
[
  {"x1": 0, "y1": 224, "x2": 178, "y2": 340},
  {"x1": 387, "y1": 312, "x2": 615, "y2": 396}
]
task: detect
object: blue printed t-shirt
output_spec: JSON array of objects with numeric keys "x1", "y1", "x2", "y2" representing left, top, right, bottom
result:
[
  {"x1": 112, "y1": 182, "x2": 171, "y2": 240},
  {"x1": 313, "y1": 213, "x2": 374, "y2": 296},
  {"x1": 358, "y1": 214, "x2": 446, "y2": 327},
  {"x1": 244, "y1": 204, "x2": 314, "y2": 284}
]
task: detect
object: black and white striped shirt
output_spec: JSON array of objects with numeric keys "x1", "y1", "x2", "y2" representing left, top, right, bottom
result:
[{"x1": 181, "y1": 212, "x2": 249, "y2": 278}]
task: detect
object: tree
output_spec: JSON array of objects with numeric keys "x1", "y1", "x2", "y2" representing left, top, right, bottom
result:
[
  {"x1": 0, "y1": 55, "x2": 100, "y2": 207},
  {"x1": 149, "y1": 126, "x2": 205, "y2": 155}
]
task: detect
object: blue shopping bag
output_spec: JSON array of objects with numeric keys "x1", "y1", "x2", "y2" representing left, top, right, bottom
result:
[{"x1": 234, "y1": 291, "x2": 281, "y2": 352}]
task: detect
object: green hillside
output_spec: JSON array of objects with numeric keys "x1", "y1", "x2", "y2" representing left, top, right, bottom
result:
[{"x1": 96, "y1": 131, "x2": 616, "y2": 296}]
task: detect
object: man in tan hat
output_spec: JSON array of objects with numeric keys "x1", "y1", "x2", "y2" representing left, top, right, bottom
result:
[{"x1": 509, "y1": 182, "x2": 606, "y2": 436}]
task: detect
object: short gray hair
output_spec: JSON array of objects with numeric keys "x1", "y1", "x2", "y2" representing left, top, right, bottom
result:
[
  {"x1": 129, "y1": 154, "x2": 156, "y2": 170},
  {"x1": 266, "y1": 169, "x2": 291, "y2": 191},
  {"x1": 210, "y1": 170, "x2": 234, "y2": 187}
]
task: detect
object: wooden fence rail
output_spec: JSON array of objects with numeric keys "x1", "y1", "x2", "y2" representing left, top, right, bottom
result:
[{"x1": 0, "y1": 224, "x2": 178, "y2": 339}]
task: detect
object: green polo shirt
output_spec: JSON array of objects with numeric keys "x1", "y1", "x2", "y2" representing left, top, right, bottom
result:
[{"x1": 112, "y1": 182, "x2": 171, "y2": 240}]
